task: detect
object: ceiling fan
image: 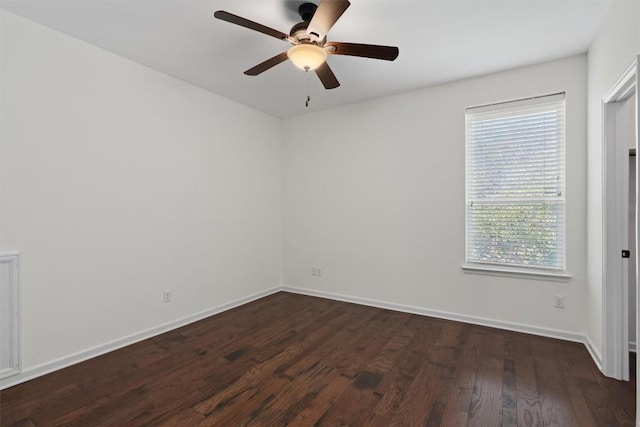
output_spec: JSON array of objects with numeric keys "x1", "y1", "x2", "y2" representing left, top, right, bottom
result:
[{"x1": 214, "y1": 0, "x2": 399, "y2": 89}]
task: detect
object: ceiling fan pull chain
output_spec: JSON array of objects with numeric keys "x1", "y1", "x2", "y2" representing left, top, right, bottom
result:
[{"x1": 305, "y1": 69, "x2": 311, "y2": 107}]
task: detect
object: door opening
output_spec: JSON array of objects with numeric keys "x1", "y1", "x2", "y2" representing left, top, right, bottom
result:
[{"x1": 602, "y1": 57, "x2": 638, "y2": 384}]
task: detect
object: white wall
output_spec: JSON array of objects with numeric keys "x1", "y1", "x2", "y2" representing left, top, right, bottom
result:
[
  {"x1": 0, "y1": 11, "x2": 282, "y2": 386},
  {"x1": 283, "y1": 55, "x2": 588, "y2": 337},
  {"x1": 586, "y1": 0, "x2": 640, "y2": 358}
]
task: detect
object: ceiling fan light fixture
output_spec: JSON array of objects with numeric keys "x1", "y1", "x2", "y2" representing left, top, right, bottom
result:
[{"x1": 287, "y1": 44, "x2": 327, "y2": 70}]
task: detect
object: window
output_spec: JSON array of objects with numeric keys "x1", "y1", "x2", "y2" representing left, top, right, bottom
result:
[{"x1": 465, "y1": 93, "x2": 566, "y2": 275}]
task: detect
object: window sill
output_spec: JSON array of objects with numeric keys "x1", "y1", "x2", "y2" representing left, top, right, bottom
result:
[{"x1": 462, "y1": 264, "x2": 571, "y2": 282}]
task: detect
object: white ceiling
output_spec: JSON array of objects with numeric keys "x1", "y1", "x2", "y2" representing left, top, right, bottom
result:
[{"x1": 1, "y1": 0, "x2": 611, "y2": 118}]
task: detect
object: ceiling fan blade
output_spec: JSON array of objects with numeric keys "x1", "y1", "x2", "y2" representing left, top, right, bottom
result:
[
  {"x1": 326, "y1": 42, "x2": 399, "y2": 61},
  {"x1": 315, "y1": 62, "x2": 340, "y2": 89},
  {"x1": 244, "y1": 52, "x2": 290, "y2": 76},
  {"x1": 306, "y1": 0, "x2": 351, "y2": 40},
  {"x1": 214, "y1": 10, "x2": 289, "y2": 41}
]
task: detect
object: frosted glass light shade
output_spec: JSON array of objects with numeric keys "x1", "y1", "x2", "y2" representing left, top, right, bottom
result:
[{"x1": 287, "y1": 44, "x2": 327, "y2": 70}]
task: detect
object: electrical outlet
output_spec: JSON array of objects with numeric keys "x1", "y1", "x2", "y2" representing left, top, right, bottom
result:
[
  {"x1": 163, "y1": 290, "x2": 171, "y2": 303},
  {"x1": 311, "y1": 267, "x2": 323, "y2": 277},
  {"x1": 554, "y1": 295, "x2": 565, "y2": 309}
]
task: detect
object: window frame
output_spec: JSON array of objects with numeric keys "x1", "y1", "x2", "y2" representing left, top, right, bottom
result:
[{"x1": 463, "y1": 93, "x2": 570, "y2": 281}]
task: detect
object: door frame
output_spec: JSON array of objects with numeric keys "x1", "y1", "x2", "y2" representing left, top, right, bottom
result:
[{"x1": 602, "y1": 56, "x2": 639, "y2": 382}]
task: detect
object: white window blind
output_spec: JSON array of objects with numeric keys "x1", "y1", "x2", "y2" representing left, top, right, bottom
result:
[{"x1": 465, "y1": 93, "x2": 566, "y2": 272}]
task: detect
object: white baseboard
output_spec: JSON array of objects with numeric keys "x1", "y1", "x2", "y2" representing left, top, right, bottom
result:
[
  {"x1": 630, "y1": 341, "x2": 637, "y2": 353},
  {"x1": 282, "y1": 286, "x2": 586, "y2": 343},
  {"x1": 282, "y1": 285, "x2": 603, "y2": 369},
  {"x1": 583, "y1": 333, "x2": 603, "y2": 371},
  {"x1": 2, "y1": 285, "x2": 607, "y2": 390},
  {"x1": 0, "y1": 287, "x2": 281, "y2": 390}
]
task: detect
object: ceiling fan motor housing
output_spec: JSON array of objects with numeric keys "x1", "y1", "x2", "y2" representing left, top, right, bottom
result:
[{"x1": 289, "y1": 21, "x2": 324, "y2": 45}]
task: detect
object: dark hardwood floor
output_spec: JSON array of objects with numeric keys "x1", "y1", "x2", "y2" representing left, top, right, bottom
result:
[{"x1": 0, "y1": 292, "x2": 635, "y2": 426}]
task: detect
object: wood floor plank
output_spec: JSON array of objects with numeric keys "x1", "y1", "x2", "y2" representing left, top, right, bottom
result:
[
  {"x1": 467, "y1": 329, "x2": 504, "y2": 427},
  {"x1": 196, "y1": 375, "x2": 291, "y2": 426},
  {"x1": 240, "y1": 362, "x2": 336, "y2": 425},
  {"x1": 356, "y1": 325, "x2": 419, "y2": 426},
  {"x1": 385, "y1": 319, "x2": 452, "y2": 426},
  {"x1": 554, "y1": 341, "x2": 599, "y2": 427},
  {"x1": 502, "y1": 357, "x2": 518, "y2": 427},
  {"x1": 388, "y1": 357, "x2": 442, "y2": 426},
  {"x1": 277, "y1": 373, "x2": 352, "y2": 426},
  {"x1": 533, "y1": 338, "x2": 581, "y2": 426},
  {"x1": 4, "y1": 419, "x2": 36, "y2": 427},
  {"x1": 325, "y1": 309, "x2": 412, "y2": 380},
  {"x1": 152, "y1": 407, "x2": 206, "y2": 427},
  {"x1": 192, "y1": 343, "x2": 306, "y2": 416},
  {"x1": 439, "y1": 325, "x2": 484, "y2": 426},
  {"x1": 0, "y1": 292, "x2": 635, "y2": 426},
  {"x1": 311, "y1": 314, "x2": 413, "y2": 426},
  {"x1": 275, "y1": 305, "x2": 376, "y2": 378},
  {"x1": 511, "y1": 334, "x2": 544, "y2": 427}
]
